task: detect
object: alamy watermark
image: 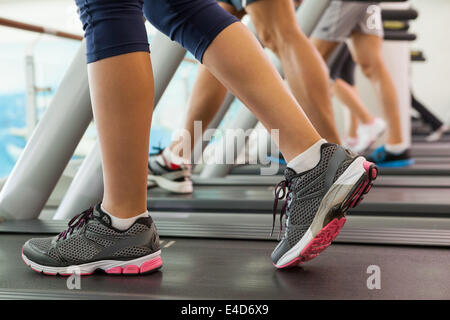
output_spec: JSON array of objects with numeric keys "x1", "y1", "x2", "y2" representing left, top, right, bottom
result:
[
  {"x1": 66, "y1": 267, "x2": 81, "y2": 290},
  {"x1": 366, "y1": 265, "x2": 381, "y2": 290},
  {"x1": 167, "y1": 121, "x2": 281, "y2": 175}
]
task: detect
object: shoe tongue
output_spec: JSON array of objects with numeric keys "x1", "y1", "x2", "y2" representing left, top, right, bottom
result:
[{"x1": 93, "y1": 204, "x2": 112, "y2": 226}]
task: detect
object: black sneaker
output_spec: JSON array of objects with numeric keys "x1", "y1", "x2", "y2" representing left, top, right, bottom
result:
[
  {"x1": 22, "y1": 204, "x2": 162, "y2": 275},
  {"x1": 148, "y1": 148, "x2": 193, "y2": 193},
  {"x1": 366, "y1": 145, "x2": 414, "y2": 167}
]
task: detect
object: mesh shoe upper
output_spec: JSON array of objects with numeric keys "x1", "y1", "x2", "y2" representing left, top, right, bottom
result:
[{"x1": 23, "y1": 205, "x2": 160, "y2": 267}]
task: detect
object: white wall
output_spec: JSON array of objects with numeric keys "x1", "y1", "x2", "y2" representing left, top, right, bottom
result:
[
  {"x1": 334, "y1": 0, "x2": 450, "y2": 140},
  {"x1": 410, "y1": 0, "x2": 450, "y2": 123}
]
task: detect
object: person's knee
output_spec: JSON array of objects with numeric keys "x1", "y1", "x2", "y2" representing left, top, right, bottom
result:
[
  {"x1": 256, "y1": 27, "x2": 279, "y2": 53},
  {"x1": 257, "y1": 21, "x2": 302, "y2": 55},
  {"x1": 359, "y1": 57, "x2": 383, "y2": 79}
]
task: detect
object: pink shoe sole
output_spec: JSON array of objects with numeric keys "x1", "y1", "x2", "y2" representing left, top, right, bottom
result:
[
  {"x1": 22, "y1": 246, "x2": 162, "y2": 276},
  {"x1": 105, "y1": 257, "x2": 163, "y2": 275}
]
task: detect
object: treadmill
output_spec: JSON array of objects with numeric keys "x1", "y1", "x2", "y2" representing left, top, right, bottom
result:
[
  {"x1": 2, "y1": 231, "x2": 449, "y2": 299},
  {"x1": 1, "y1": 0, "x2": 449, "y2": 300},
  {"x1": 229, "y1": 138, "x2": 450, "y2": 176},
  {"x1": 2, "y1": 176, "x2": 450, "y2": 299}
]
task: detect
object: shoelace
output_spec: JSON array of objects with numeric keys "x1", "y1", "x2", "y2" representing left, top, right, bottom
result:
[
  {"x1": 271, "y1": 179, "x2": 292, "y2": 240},
  {"x1": 57, "y1": 207, "x2": 94, "y2": 240},
  {"x1": 149, "y1": 143, "x2": 165, "y2": 156}
]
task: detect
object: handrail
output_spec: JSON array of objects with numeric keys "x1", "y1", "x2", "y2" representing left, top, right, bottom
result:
[
  {"x1": 382, "y1": 9, "x2": 418, "y2": 21},
  {"x1": 384, "y1": 30, "x2": 416, "y2": 41},
  {"x1": 0, "y1": 16, "x2": 201, "y2": 65},
  {"x1": 0, "y1": 17, "x2": 83, "y2": 41}
]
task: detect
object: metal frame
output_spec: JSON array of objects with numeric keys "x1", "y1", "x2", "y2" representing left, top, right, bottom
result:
[{"x1": 0, "y1": 41, "x2": 92, "y2": 220}]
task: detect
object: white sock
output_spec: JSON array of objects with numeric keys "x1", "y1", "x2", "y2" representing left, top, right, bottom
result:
[
  {"x1": 385, "y1": 142, "x2": 408, "y2": 155},
  {"x1": 287, "y1": 139, "x2": 327, "y2": 173},
  {"x1": 101, "y1": 205, "x2": 149, "y2": 230}
]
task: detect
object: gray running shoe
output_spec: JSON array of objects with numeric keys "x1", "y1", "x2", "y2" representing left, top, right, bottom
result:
[
  {"x1": 22, "y1": 204, "x2": 162, "y2": 275},
  {"x1": 148, "y1": 150, "x2": 193, "y2": 194},
  {"x1": 271, "y1": 143, "x2": 377, "y2": 268}
]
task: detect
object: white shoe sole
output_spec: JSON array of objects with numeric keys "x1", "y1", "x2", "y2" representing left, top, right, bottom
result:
[
  {"x1": 22, "y1": 249, "x2": 162, "y2": 275},
  {"x1": 148, "y1": 175, "x2": 193, "y2": 194}
]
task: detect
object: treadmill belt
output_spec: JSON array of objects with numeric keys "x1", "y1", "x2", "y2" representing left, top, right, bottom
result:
[
  {"x1": 229, "y1": 162, "x2": 450, "y2": 176},
  {"x1": 413, "y1": 157, "x2": 450, "y2": 164},
  {"x1": 413, "y1": 135, "x2": 450, "y2": 143},
  {"x1": 228, "y1": 141, "x2": 450, "y2": 176},
  {"x1": 380, "y1": 163, "x2": 450, "y2": 175},
  {"x1": 148, "y1": 185, "x2": 450, "y2": 217},
  {"x1": 1, "y1": 234, "x2": 449, "y2": 299},
  {"x1": 193, "y1": 175, "x2": 450, "y2": 188},
  {"x1": 410, "y1": 142, "x2": 450, "y2": 157}
]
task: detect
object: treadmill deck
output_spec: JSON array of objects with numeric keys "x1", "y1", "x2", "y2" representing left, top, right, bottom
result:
[{"x1": 1, "y1": 234, "x2": 449, "y2": 300}]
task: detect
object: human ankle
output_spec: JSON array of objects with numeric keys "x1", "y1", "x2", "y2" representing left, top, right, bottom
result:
[
  {"x1": 101, "y1": 201, "x2": 147, "y2": 219},
  {"x1": 100, "y1": 204, "x2": 149, "y2": 230},
  {"x1": 385, "y1": 141, "x2": 409, "y2": 155},
  {"x1": 362, "y1": 116, "x2": 375, "y2": 125},
  {"x1": 287, "y1": 139, "x2": 327, "y2": 174}
]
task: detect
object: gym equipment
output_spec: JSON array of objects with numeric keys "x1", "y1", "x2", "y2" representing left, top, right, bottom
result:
[
  {"x1": 1, "y1": 0, "x2": 449, "y2": 300},
  {"x1": 2, "y1": 233, "x2": 449, "y2": 299}
]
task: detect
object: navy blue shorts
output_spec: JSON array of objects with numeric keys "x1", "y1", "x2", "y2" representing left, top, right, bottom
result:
[{"x1": 75, "y1": 0, "x2": 239, "y2": 63}]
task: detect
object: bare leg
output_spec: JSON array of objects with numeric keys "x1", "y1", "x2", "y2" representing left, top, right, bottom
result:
[
  {"x1": 88, "y1": 52, "x2": 154, "y2": 218},
  {"x1": 348, "y1": 113, "x2": 359, "y2": 139},
  {"x1": 311, "y1": 38, "x2": 340, "y2": 61},
  {"x1": 246, "y1": 0, "x2": 341, "y2": 144},
  {"x1": 168, "y1": 3, "x2": 245, "y2": 157},
  {"x1": 203, "y1": 22, "x2": 321, "y2": 161},
  {"x1": 332, "y1": 79, "x2": 374, "y2": 124},
  {"x1": 169, "y1": 64, "x2": 228, "y2": 156},
  {"x1": 94, "y1": 22, "x2": 323, "y2": 218},
  {"x1": 351, "y1": 33, "x2": 403, "y2": 145}
]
